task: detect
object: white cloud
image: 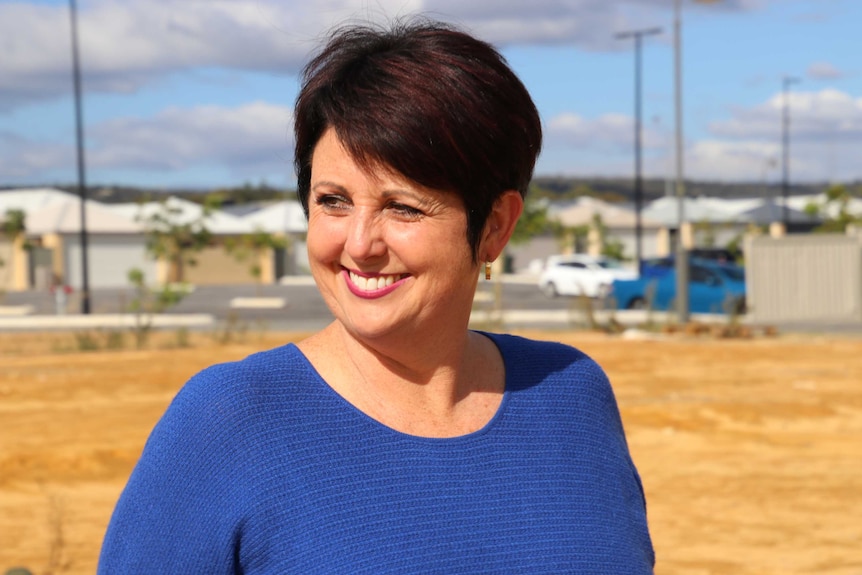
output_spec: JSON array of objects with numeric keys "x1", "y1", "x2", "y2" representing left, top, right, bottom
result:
[
  {"x1": 683, "y1": 136, "x2": 857, "y2": 183},
  {"x1": 711, "y1": 88, "x2": 862, "y2": 140},
  {"x1": 0, "y1": 132, "x2": 72, "y2": 179},
  {"x1": 0, "y1": 0, "x2": 351, "y2": 109},
  {"x1": 0, "y1": 0, "x2": 754, "y2": 109},
  {"x1": 8, "y1": 0, "x2": 838, "y2": 185},
  {"x1": 807, "y1": 61, "x2": 844, "y2": 80},
  {"x1": 0, "y1": 102, "x2": 294, "y2": 183},
  {"x1": 684, "y1": 139, "x2": 781, "y2": 181},
  {"x1": 545, "y1": 86, "x2": 862, "y2": 182},
  {"x1": 547, "y1": 112, "x2": 666, "y2": 150},
  {"x1": 687, "y1": 88, "x2": 862, "y2": 181}
]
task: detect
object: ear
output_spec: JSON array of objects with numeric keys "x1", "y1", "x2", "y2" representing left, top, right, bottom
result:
[{"x1": 481, "y1": 190, "x2": 524, "y2": 262}]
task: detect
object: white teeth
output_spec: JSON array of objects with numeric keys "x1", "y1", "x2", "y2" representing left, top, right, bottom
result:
[{"x1": 349, "y1": 271, "x2": 402, "y2": 291}]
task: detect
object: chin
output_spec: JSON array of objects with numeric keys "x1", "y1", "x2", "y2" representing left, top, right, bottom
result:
[{"x1": 338, "y1": 318, "x2": 407, "y2": 345}]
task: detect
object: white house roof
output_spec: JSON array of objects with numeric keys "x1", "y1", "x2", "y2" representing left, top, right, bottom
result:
[
  {"x1": 785, "y1": 193, "x2": 862, "y2": 219},
  {"x1": 106, "y1": 196, "x2": 253, "y2": 235},
  {"x1": 241, "y1": 201, "x2": 308, "y2": 234},
  {"x1": 697, "y1": 197, "x2": 764, "y2": 215},
  {"x1": 642, "y1": 195, "x2": 746, "y2": 225},
  {"x1": 552, "y1": 197, "x2": 662, "y2": 229},
  {"x1": 737, "y1": 199, "x2": 818, "y2": 224},
  {"x1": 26, "y1": 199, "x2": 142, "y2": 235},
  {"x1": 0, "y1": 187, "x2": 81, "y2": 216}
]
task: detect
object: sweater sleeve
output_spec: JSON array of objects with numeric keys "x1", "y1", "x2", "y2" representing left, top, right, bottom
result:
[
  {"x1": 488, "y1": 332, "x2": 655, "y2": 571},
  {"x1": 98, "y1": 362, "x2": 255, "y2": 574}
]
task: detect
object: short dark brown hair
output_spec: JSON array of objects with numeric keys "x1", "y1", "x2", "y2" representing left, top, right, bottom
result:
[{"x1": 293, "y1": 17, "x2": 542, "y2": 260}]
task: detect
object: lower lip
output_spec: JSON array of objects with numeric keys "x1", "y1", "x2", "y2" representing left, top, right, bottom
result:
[{"x1": 343, "y1": 270, "x2": 407, "y2": 299}]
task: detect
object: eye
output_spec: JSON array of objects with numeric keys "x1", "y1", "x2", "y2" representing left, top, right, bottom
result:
[
  {"x1": 314, "y1": 193, "x2": 350, "y2": 211},
  {"x1": 388, "y1": 202, "x2": 424, "y2": 219}
]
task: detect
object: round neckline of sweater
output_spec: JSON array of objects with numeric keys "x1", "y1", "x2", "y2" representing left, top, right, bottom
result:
[{"x1": 287, "y1": 333, "x2": 511, "y2": 444}]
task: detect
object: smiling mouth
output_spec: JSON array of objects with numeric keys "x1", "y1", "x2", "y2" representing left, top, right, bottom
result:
[{"x1": 347, "y1": 271, "x2": 409, "y2": 292}]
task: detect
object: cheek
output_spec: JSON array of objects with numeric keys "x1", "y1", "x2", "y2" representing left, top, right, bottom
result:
[{"x1": 306, "y1": 215, "x2": 344, "y2": 260}]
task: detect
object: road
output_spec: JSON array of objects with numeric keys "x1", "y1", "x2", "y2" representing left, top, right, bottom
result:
[
  {"x1": 4, "y1": 276, "x2": 861, "y2": 335},
  {"x1": 0, "y1": 275, "x2": 590, "y2": 332}
]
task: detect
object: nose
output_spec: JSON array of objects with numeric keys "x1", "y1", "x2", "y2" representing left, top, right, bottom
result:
[{"x1": 345, "y1": 208, "x2": 386, "y2": 261}]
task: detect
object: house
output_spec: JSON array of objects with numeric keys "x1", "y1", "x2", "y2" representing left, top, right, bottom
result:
[
  {"x1": 0, "y1": 188, "x2": 310, "y2": 292},
  {"x1": 239, "y1": 200, "x2": 309, "y2": 276},
  {"x1": 26, "y1": 197, "x2": 152, "y2": 290},
  {"x1": 509, "y1": 192, "x2": 831, "y2": 273}
]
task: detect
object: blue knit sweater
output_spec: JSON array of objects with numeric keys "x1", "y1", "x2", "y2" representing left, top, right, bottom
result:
[{"x1": 99, "y1": 332, "x2": 654, "y2": 574}]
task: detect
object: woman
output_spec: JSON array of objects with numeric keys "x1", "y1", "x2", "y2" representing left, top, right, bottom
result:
[{"x1": 99, "y1": 18, "x2": 654, "y2": 574}]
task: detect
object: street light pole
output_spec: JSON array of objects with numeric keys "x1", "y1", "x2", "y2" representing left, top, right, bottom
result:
[
  {"x1": 781, "y1": 75, "x2": 800, "y2": 230},
  {"x1": 69, "y1": 0, "x2": 91, "y2": 314},
  {"x1": 670, "y1": 0, "x2": 722, "y2": 321},
  {"x1": 673, "y1": 0, "x2": 690, "y2": 324},
  {"x1": 616, "y1": 27, "x2": 663, "y2": 276}
]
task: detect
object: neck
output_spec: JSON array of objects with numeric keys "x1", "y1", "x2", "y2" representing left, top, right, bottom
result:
[{"x1": 299, "y1": 323, "x2": 504, "y2": 437}]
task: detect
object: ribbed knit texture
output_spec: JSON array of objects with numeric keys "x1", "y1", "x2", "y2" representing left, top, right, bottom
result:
[{"x1": 98, "y1": 332, "x2": 654, "y2": 574}]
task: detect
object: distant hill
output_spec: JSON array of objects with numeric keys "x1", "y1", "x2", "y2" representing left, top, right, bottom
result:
[
  {"x1": 529, "y1": 176, "x2": 846, "y2": 203},
  {"x1": 0, "y1": 184, "x2": 297, "y2": 206},
  {"x1": 3, "y1": 177, "x2": 855, "y2": 206}
]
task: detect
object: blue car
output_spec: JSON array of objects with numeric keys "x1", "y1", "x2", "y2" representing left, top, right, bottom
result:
[{"x1": 609, "y1": 259, "x2": 747, "y2": 314}]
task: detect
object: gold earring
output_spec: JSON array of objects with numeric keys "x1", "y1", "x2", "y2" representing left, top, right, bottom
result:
[{"x1": 485, "y1": 261, "x2": 492, "y2": 281}]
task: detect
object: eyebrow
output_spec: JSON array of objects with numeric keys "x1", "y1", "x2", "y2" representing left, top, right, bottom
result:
[
  {"x1": 381, "y1": 189, "x2": 435, "y2": 208},
  {"x1": 311, "y1": 181, "x2": 347, "y2": 194},
  {"x1": 311, "y1": 181, "x2": 435, "y2": 208}
]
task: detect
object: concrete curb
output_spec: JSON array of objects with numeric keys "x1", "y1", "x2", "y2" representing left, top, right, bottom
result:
[
  {"x1": 229, "y1": 297, "x2": 287, "y2": 309},
  {"x1": 0, "y1": 309, "x2": 743, "y2": 332},
  {"x1": 469, "y1": 308, "x2": 750, "y2": 327},
  {"x1": 0, "y1": 313, "x2": 215, "y2": 331},
  {"x1": 0, "y1": 305, "x2": 34, "y2": 317}
]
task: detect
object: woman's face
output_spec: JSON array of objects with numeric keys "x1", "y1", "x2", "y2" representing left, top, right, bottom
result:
[{"x1": 307, "y1": 128, "x2": 481, "y2": 343}]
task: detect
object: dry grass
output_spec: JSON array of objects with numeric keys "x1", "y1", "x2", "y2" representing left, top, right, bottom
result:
[{"x1": 2, "y1": 329, "x2": 861, "y2": 574}]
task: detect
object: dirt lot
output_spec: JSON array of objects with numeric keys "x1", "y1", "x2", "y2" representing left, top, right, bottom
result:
[{"x1": 1, "y1": 328, "x2": 861, "y2": 574}]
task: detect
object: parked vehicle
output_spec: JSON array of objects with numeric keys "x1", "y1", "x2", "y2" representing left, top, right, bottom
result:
[
  {"x1": 641, "y1": 257, "x2": 675, "y2": 279},
  {"x1": 641, "y1": 252, "x2": 742, "y2": 279},
  {"x1": 609, "y1": 259, "x2": 747, "y2": 314},
  {"x1": 538, "y1": 254, "x2": 638, "y2": 298},
  {"x1": 689, "y1": 247, "x2": 742, "y2": 264}
]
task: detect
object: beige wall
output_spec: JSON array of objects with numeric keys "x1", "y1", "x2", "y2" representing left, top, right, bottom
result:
[
  {"x1": 0, "y1": 236, "x2": 31, "y2": 291},
  {"x1": 41, "y1": 233, "x2": 65, "y2": 281},
  {"x1": 181, "y1": 245, "x2": 268, "y2": 286},
  {"x1": 746, "y1": 233, "x2": 862, "y2": 323},
  {"x1": 0, "y1": 238, "x2": 13, "y2": 292}
]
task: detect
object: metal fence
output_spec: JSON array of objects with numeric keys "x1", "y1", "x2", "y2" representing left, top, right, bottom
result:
[{"x1": 745, "y1": 231, "x2": 862, "y2": 324}]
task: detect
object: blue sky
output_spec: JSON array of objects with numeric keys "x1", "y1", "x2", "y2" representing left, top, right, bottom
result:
[{"x1": 0, "y1": 0, "x2": 859, "y2": 189}]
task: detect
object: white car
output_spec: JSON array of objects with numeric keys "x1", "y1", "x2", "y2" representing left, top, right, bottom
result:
[{"x1": 538, "y1": 254, "x2": 638, "y2": 298}]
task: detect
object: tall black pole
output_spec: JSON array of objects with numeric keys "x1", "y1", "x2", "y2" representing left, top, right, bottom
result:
[
  {"x1": 616, "y1": 27, "x2": 662, "y2": 276},
  {"x1": 781, "y1": 76, "x2": 799, "y2": 231},
  {"x1": 69, "y1": 0, "x2": 91, "y2": 314},
  {"x1": 672, "y1": 0, "x2": 690, "y2": 324}
]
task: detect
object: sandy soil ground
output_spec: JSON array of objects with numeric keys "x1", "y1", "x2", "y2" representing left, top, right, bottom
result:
[{"x1": 1, "y1": 329, "x2": 861, "y2": 575}]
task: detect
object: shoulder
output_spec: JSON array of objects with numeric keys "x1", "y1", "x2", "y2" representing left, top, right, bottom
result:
[
  {"x1": 482, "y1": 331, "x2": 610, "y2": 392},
  {"x1": 178, "y1": 343, "x2": 309, "y2": 404},
  {"x1": 146, "y1": 343, "x2": 316, "y2": 452},
  {"x1": 485, "y1": 331, "x2": 591, "y2": 361}
]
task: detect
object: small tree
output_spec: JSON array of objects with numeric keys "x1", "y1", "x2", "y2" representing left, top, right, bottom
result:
[
  {"x1": 805, "y1": 183, "x2": 862, "y2": 233},
  {"x1": 693, "y1": 218, "x2": 717, "y2": 247},
  {"x1": 224, "y1": 228, "x2": 288, "y2": 294},
  {"x1": 724, "y1": 232, "x2": 746, "y2": 264},
  {"x1": 126, "y1": 267, "x2": 189, "y2": 348},
  {"x1": 1, "y1": 209, "x2": 29, "y2": 292},
  {"x1": 558, "y1": 224, "x2": 589, "y2": 254},
  {"x1": 510, "y1": 197, "x2": 554, "y2": 246},
  {"x1": 591, "y1": 213, "x2": 627, "y2": 261},
  {"x1": 1, "y1": 208, "x2": 26, "y2": 240},
  {"x1": 138, "y1": 196, "x2": 216, "y2": 284}
]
